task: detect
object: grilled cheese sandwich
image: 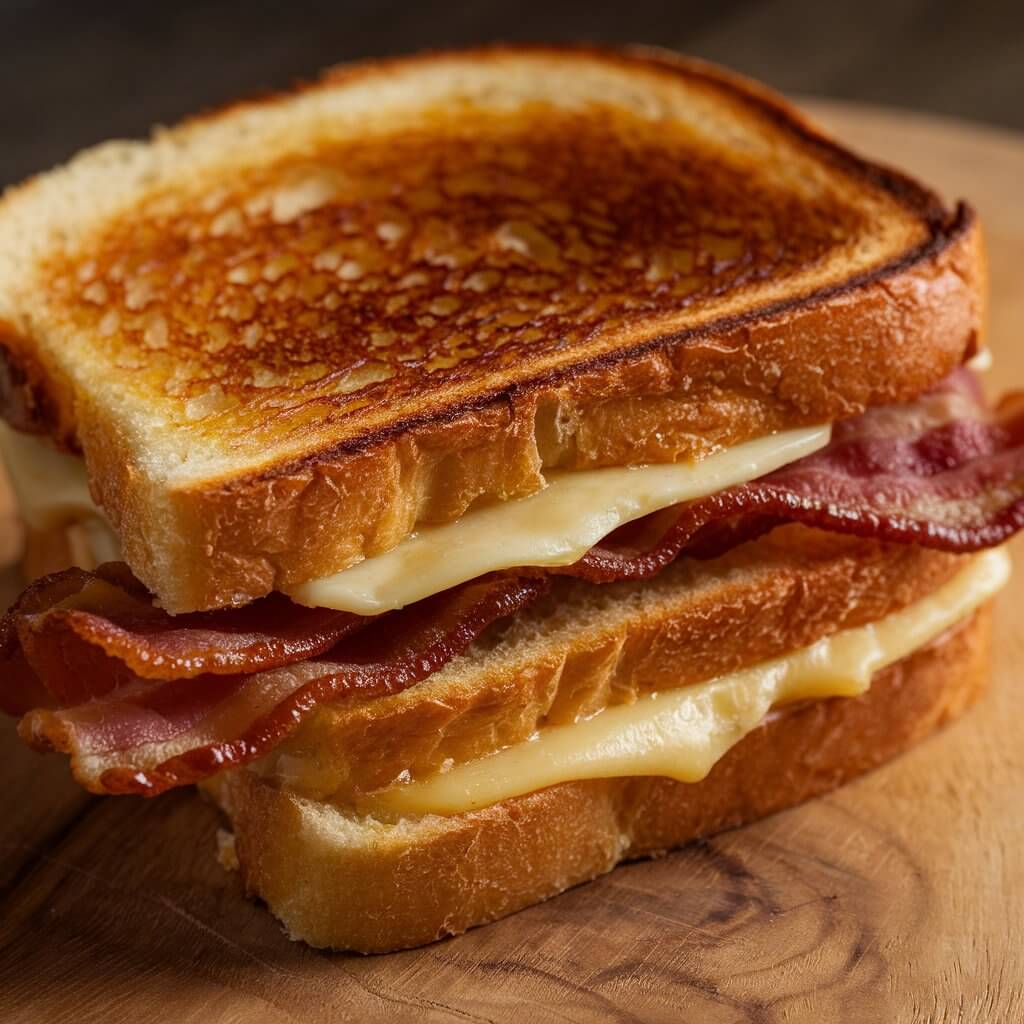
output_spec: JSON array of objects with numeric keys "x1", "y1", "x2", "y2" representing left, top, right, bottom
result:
[{"x1": 0, "y1": 46, "x2": 1018, "y2": 957}]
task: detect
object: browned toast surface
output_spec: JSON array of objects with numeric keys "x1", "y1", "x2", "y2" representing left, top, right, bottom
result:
[
  {"x1": 26, "y1": 101, "x2": 896, "y2": 453},
  {"x1": 0, "y1": 47, "x2": 984, "y2": 610}
]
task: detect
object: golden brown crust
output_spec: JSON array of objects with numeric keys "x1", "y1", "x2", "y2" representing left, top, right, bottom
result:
[
  {"x1": 205, "y1": 601, "x2": 991, "y2": 953},
  {"x1": 0, "y1": 46, "x2": 985, "y2": 611},
  {"x1": 83, "y1": 200, "x2": 983, "y2": 613},
  {"x1": 262, "y1": 529, "x2": 965, "y2": 800}
]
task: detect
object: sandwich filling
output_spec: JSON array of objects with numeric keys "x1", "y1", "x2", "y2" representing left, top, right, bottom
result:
[
  {"x1": 0, "y1": 421, "x2": 829, "y2": 610},
  {"x1": 1, "y1": 365, "x2": 1023, "y2": 798},
  {"x1": 285, "y1": 424, "x2": 831, "y2": 612},
  {"x1": 361, "y1": 547, "x2": 1008, "y2": 816}
]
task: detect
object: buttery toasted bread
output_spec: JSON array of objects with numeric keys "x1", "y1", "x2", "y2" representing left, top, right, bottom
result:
[
  {"x1": 204, "y1": 558, "x2": 992, "y2": 953},
  {"x1": 0, "y1": 46, "x2": 983, "y2": 611}
]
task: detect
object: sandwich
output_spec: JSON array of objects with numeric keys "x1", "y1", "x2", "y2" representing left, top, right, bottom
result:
[{"x1": 0, "y1": 45, "x2": 1022, "y2": 954}]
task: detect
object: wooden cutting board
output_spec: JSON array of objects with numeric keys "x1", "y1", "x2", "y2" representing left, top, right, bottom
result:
[{"x1": 1, "y1": 103, "x2": 1022, "y2": 1024}]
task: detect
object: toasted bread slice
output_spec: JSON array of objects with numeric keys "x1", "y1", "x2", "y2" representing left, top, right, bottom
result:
[
  {"x1": 204, "y1": 542, "x2": 992, "y2": 953},
  {"x1": 0, "y1": 46, "x2": 983, "y2": 611}
]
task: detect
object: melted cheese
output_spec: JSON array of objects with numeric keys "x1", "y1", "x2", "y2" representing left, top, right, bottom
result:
[
  {"x1": 287, "y1": 424, "x2": 831, "y2": 614},
  {"x1": 368, "y1": 548, "x2": 1010, "y2": 817},
  {"x1": 0, "y1": 424, "x2": 96, "y2": 530},
  {"x1": 0, "y1": 424, "x2": 120, "y2": 561},
  {"x1": 0, "y1": 423, "x2": 827, "y2": 605}
]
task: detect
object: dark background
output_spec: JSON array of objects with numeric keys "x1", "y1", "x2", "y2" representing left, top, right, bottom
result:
[{"x1": 2, "y1": 0, "x2": 1023, "y2": 187}]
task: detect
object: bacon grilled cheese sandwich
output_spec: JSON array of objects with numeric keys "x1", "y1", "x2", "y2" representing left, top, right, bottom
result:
[{"x1": 0, "y1": 46, "x2": 1022, "y2": 953}]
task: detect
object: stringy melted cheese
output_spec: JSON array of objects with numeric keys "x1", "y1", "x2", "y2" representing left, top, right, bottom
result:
[
  {"x1": 365, "y1": 548, "x2": 1010, "y2": 817},
  {"x1": 287, "y1": 424, "x2": 831, "y2": 613}
]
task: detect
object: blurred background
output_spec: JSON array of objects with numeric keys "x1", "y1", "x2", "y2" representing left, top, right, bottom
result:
[{"x1": 2, "y1": 0, "x2": 1023, "y2": 186}]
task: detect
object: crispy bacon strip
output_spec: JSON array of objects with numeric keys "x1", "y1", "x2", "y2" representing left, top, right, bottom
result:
[
  {"x1": 2, "y1": 562, "x2": 364, "y2": 706},
  {"x1": 564, "y1": 368, "x2": 1024, "y2": 582},
  {"x1": 15, "y1": 574, "x2": 547, "y2": 795}
]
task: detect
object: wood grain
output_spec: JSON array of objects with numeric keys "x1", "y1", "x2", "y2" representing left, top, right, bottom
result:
[{"x1": 1, "y1": 104, "x2": 1023, "y2": 1023}]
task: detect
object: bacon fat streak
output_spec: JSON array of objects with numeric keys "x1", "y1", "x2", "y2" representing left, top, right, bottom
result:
[{"x1": 2, "y1": 367, "x2": 1022, "y2": 795}]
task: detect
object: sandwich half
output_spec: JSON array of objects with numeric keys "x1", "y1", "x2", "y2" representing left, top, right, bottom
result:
[{"x1": 0, "y1": 46, "x2": 1022, "y2": 953}]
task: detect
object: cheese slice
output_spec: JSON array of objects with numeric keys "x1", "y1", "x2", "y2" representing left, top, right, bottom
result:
[
  {"x1": 0, "y1": 422, "x2": 827, "y2": 606},
  {"x1": 368, "y1": 547, "x2": 1010, "y2": 817},
  {"x1": 0, "y1": 424, "x2": 120, "y2": 562},
  {"x1": 0, "y1": 423, "x2": 96, "y2": 530},
  {"x1": 287, "y1": 424, "x2": 831, "y2": 614}
]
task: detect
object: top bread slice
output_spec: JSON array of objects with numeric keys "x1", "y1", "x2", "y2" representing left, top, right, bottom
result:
[{"x1": 0, "y1": 45, "x2": 984, "y2": 612}]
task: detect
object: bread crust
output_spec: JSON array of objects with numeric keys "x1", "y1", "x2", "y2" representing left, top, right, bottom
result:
[
  {"x1": 0, "y1": 46, "x2": 985, "y2": 611},
  {"x1": 204, "y1": 601, "x2": 991, "y2": 953}
]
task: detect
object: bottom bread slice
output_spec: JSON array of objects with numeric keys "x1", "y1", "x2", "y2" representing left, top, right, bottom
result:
[{"x1": 203, "y1": 602, "x2": 991, "y2": 954}]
